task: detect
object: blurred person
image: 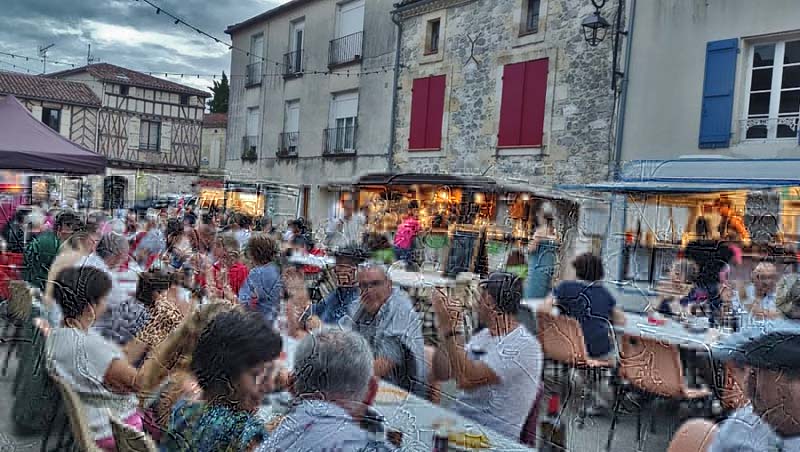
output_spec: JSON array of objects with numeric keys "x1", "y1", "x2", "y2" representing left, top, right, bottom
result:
[
  {"x1": 656, "y1": 259, "x2": 697, "y2": 317},
  {"x1": 776, "y1": 275, "x2": 800, "y2": 320},
  {"x1": 525, "y1": 201, "x2": 559, "y2": 298},
  {"x1": 42, "y1": 220, "x2": 98, "y2": 307},
  {"x1": 24, "y1": 211, "x2": 82, "y2": 289},
  {"x1": 238, "y1": 234, "x2": 283, "y2": 325},
  {"x1": 161, "y1": 310, "x2": 282, "y2": 452},
  {"x1": 259, "y1": 329, "x2": 392, "y2": 452},
  {"x1": 709, "y1": 321, "x2": 800, "y2": 451},
  {"x1": 2, "y1": 207, "x2": 28, "y2": 253},
  {"x1": 742, "y1": 262, "x2": 780, "y2": 321},
  {"x1": 45, "y1": 266, "x2": 177, "y2": 451},
  {"x1": 311, "y1": 246, "x2": 366, "y2": 324},
  {"x1": 25, "y1": 208, "x2": 45, "y2": 242},
  {"x1": 124, "y1": 271, "x2": 187, "y2": 364},
  {"x1": 393, "y1": 201, "x2": 421, "y2": 263},
  {"x1": 327, "y1": 196, "x2": 366, "y2": 249},
  {"x1": 133, "y1": 211, "x2": 165, "y2": 265},
  {"x1": 292, "y1": 263, "x2": 426, "y2": 397},
  {"x1": 365, "y1": 233, "x2": 395, "y2": 265},
  {"x1": 717, "y1": 198, "x2": 749, "y2": 242},
  {"x1": 207, "y1": 233, "x2": 249, "y2": 302},
  {"x1": 431, "y1": 272, "x2": 542, "y2": 440},
  {"x1": 235, "y1": 215, "x2": 252, "y2": 250}
]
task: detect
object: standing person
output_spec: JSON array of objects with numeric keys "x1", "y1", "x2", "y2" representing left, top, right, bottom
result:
[
  {"x1": 2, "y1": 208, "x2": 28, "y2": 253},
  {"x1": 431, "y1": 272, "x2": 543, "y2": 440},
  {"x1": 393, "y1": 201, "x2": 421, "y2": 263},
  {"x1": 207, "y1": 233, "x2": 249, "y2": 302},
  {"x1": 161, "y1": 310, "x2": 282, "y2": 452},
  {"x1": 259, "y1": 329, "x2": 392, "y2": 452},
  {"x1": 709, "y1": 322, "x2": 800, "y2": 451},
  {"x1": 327, "y1": 196, "x2": 366, "y2": 249},
  {"x1": 238, "y1": 234, "x2": 283, "y2": 326},
  {"x1": 24, "y1": 211, "x2": 82, "y2": 290},
  {"x1": 133, "y1": 212, "x2": 165, "y2": 266},
  {"x1": 525, "y1": 201, "x2": 559, "y2": 298}
]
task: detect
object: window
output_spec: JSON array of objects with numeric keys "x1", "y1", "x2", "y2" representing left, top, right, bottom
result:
[
  {"x1": 247, "y1": 33, "x2": 265, "y2": 86},
  {"x1": 330, "y1": 0, "x2": 364, "y2": 66},
  {"x1": 286, "y1": 19, "x2": 305, "y2": 74},
  {"x1": 744, "y1": 39, "x2": 800, "y2": 140},
  {"x1": 281, "y1": 101, "x2": 300, "y2": 155},
  {"x1": 327, "y1": 92, "x2": 359, "y2": 153},
  {"x1": 179, "y1": 94, "x2": 190, "y2": 106},
  {"x1": 426, "y1": 19, "x2": 441, "y2": 54},
  {"x1": 335, "y1": 0, "x2": 364, "y2": 39},
  {"x1": 522, "y1": 0, "x2": 541, "y2": 34},
  {"x1": 119, "y1": 85, "x2": 129, "y2": 96},
  {"x1": 408, "y1": 75, "x2": 446, "y2": 150},
  {"x1": 139, "y1": 120, "x2": 161, "y2": 151},
  {"x1": 498, "y1": 58, "x2": 549, "y2": 148},
  {"x1": 42, "y1": 108, "x2": 61, "y2": 133}
]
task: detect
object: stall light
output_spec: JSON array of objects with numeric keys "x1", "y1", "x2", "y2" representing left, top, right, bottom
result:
[
  {"x1": 474, "y1": 193, "x2": 485, "y2": 204},
  {"x1": 520, "y1": 193, "x2": 530, "y2": 201}
]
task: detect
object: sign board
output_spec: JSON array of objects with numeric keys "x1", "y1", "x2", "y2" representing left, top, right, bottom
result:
[
  {"x1": 443, "y1": 227, "x2": 483, "y2": 277},
  {"x1": 745, "y1": 191, "x2": 780, "y2": 245}
]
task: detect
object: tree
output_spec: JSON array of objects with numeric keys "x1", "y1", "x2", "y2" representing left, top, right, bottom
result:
[{"x1": 208, "y1": 72, "x2": 229, "y2": 113}]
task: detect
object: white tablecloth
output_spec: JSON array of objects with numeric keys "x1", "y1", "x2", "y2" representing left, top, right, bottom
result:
[
  {"x1": 262, "y1": 335, "x2": 535, "y2": 451},
  {"x1": 388, "y1": 270, "x2": 477, "y2": 289},
  {"x1": 287, "y1": 255, "x2": 335, "y2": 268},
  {"x1": 521, "y1": 298, "x2": 722, "y2": 351}
]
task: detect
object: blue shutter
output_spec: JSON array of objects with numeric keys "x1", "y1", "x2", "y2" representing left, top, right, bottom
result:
[{"x1": 699, "y1": 39, "x2": 739, "y2": 149}]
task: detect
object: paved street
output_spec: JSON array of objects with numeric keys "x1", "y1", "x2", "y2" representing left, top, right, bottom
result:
[{"x1": 0, "y1": 339, "x2": 684, "y2": 452}]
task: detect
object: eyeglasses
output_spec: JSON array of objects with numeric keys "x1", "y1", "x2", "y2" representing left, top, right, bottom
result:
[{"x1": 359, "y1": 279, "x2": 386, "y2": 290}]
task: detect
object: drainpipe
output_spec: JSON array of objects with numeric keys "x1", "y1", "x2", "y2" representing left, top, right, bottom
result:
[
  {"x1": 612, "y1": 0, "x2": 636, "y2": 181},
  {"x1": 389, "y1": 10, "x2": 403, "y2": 173}
]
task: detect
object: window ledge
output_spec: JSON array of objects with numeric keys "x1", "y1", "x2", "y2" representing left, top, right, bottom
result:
[
  {"x1": 407, "y1": 149, "x2": 444, "y2": 158},
  {"x1": 496, "y1": 146, "x2": 543, "y2": 157}
]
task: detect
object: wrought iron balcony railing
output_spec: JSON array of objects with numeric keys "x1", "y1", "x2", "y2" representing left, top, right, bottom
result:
[
  {"x1": 323, "y1": 125, "x2": 357, "y2": 156},
  {"x1": 328, "y1": 32, "x2": 363, "y2": 67},
  {"x1": 278, "y1": 132, "x2": 299, "y2": 157},
  {"x1": 245, "y1": 62, "x2": 263, "y2": 87},
  {"x1": 283, "y1": 50, "x2": 304, "y2": 76}
]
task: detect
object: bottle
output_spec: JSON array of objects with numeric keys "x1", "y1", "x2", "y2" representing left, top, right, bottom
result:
[
  {"x1": 540, "y1": 394, "x2": 566, "y2": 452},
  {"x1": 432, "y1": 423, "x2": 449, "y2": 452}
]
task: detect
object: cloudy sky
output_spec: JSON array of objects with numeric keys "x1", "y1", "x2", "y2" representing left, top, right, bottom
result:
[{"x1": 0, "y1": 0, "x2": 293, "y2": 94}]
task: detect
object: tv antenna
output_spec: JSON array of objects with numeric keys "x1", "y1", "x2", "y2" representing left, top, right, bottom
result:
[
  {"x1": 38, "y1": 43, "x2": 55, "y2": 74},
  {"x1": 87, "y1": 44, "x2": 97, "y2": 65}
]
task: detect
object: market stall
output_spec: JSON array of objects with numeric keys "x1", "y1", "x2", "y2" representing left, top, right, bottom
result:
[{"x1": 216, "y1": 181, "x2": 301, "y2": 223}]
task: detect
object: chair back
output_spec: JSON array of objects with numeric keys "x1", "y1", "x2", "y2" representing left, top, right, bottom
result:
[
  {"x1": 111, "y1": 416, "x2": 158, "y2": 452},
  {"x1": 618, "y1": 334, "x2": 685, "y2": 398},
  {"x1": 536, "y1": 309, "x2": 588, "y2": 366},
  {"x1": 719, "y1": 361, "x2": 749, "y2": 411},
  {"x1": 49, "y1": 373, "x2": 102, "y2": 452},
  {"x1": 667, "y1": 419, "x2": 717, "y2": 452},
  {"x1": 520, "y1": 382, "x2": 546, "y2": 446},
  {"x1": 8, "y1": 280, "x2": 32, "y2": 321}
]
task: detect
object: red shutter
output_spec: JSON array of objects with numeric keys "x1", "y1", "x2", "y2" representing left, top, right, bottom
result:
[
  {"x1": 425, "y1": 75, "x2": 447, "y2": 149},
  {"x1": 520, "y1": 58, "x2": 548, "y2": 147},
  {"x1": 498, "y1": 62, "x2": 526, "y2": 147},
  {"x1": 409, "y1": 77, "x2": 431, "y2": 150}
]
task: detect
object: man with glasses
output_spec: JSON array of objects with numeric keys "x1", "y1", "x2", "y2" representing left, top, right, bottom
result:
[
  {"x1": 311, "y1": 246, "x2": 366, "y2": 325},
  {"x1": 431, "y1": 271, "x2": 542, "y2": 441},
  {"x1": 290, "y1": 261, "x2": 426, "y2": 397},
  {"x1": 709, "y1": 321, "x2": 800, "y2": 451}
]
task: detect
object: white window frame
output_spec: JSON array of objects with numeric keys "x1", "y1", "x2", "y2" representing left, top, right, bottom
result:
[
  {"x1": 743, "y1": 37, "x2": 800, "y2": 142},
  {"x1": 139, "y1": 120, "x2": 161, "y2": 151},
  {"x1": 329, "y1": 92, "x2": 359, "y2": 152},
  {"x1": 335, "y1": 0, "x2": 365, "y2": 39}
]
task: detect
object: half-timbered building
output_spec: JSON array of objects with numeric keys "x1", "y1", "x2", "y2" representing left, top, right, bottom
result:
[{"x1": 48, "y1": 63, "x2": 210, "y2": 208}]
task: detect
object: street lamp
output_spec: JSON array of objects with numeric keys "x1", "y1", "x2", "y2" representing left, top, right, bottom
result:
[{"x1": 582, "y1": 10, "x2": 611, "y2": 46}]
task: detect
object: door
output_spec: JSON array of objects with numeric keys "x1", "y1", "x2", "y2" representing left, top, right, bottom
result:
[
  {"x1": 284, "y1": 101, "x2": 300, "y2": 151},
  {"x1": 250, "y1": 34, "x2": 264, "y2": 62},
  {"x1": 336, "y1": 0, "x2": 364, "y2": 38},
  {"x1": 247, "y1": 107, "x2": 260, "y2": 137},
  {"x1": 290, "y1": 20, "x2": 305, "y2": 73}
]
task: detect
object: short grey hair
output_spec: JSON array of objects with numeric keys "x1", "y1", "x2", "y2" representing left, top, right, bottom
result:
[
  {"x1": 96, "y1": 233, "x2": 129, "y2": 260},
  {"x1": 293, "y1": 328, "x2": 374, "y2": 401}
]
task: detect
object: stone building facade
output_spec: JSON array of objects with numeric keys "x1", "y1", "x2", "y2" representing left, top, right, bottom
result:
[{"x1": 392, "y1": 0, "x2": 619, "y2": 186}]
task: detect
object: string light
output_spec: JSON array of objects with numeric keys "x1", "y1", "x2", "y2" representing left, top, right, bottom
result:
[{"x1": 0, "y1": 51, "x2": 77, "y2": 68}]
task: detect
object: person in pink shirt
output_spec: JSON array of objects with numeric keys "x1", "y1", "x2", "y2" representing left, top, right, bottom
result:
[{"x1": 393, "y1": 201, "x2": 421, "y2": 263}]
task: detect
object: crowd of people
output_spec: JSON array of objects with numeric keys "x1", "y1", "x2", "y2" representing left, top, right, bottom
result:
[{"x1": 3, "y1": 199, "x2": 800, "y2": 451}]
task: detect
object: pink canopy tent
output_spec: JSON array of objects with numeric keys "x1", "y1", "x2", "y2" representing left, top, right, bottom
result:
[{"x1": 0, "y1": 95, "x2": 106, "y2": 174}]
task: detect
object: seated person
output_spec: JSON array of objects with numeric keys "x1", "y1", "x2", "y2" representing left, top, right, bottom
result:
[
  {"x1": 709, "y1": 321, "x2": 800, "y2": 451},
  {"x1": 656, "y1": 259, "x2": 697, "y2": 317},
  {"x1": 431, "y1": 272, "x2": 542, "y2": 440},
  {"x1": 259, "y1": 329, "x2": 392, "y2": 451},
  {"x1": 312, "y1": 246, "x2": 365, "y2": 324},
  {"x1": 124, "y1": 271, "x2": 186, "y2": 364},
  {"x1": 776, "y1": 275, "x2": 800, "y2": 321},
  {"x1": 45, "y1": 267, "x2": 177, "y2": 451},
  {"x1": 289, "y1": 263, "x2": 427, "y2": 398},
  {"x1": 742, "y1": 262, "x2": 780, "y2": 321},
  {"x1": 545, "y1": 253, "x2": 626, "y2": 359},
  {"x1": 161, "y1": 310, "x2": 282, "y2": 451}
]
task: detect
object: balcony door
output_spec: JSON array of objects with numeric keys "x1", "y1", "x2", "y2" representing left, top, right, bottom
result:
[
  {"x1": 336, "y1": 0, "x2": 364, "y2": 39},
  {"x1": 290, "y1": 20, "x2": 304, "y2": 73},
  {"x1": 284, "y1": 101, "x2": 300, "y2": 153},
  {"x1": 329, "y1": 92, "x2": 358, "y2": 151}
]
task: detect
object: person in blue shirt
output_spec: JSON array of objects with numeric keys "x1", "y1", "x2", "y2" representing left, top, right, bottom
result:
[
  {"x1": 238, "y1": 234, "x2": 282, "y2": 326},
  {"x1": 312, "y1": 246, "x2": 366, "y2": 324}
]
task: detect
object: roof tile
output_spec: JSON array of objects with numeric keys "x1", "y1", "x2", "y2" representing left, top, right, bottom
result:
[
  {"x1": 0, "y1": 71, "x2": 101, "y2": 107},
  {"x1": 47, "y1": 63, "x2": 210, "y2": 97}
]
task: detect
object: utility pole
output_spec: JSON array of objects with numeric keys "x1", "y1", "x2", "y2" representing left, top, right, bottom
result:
[{"x1": 38, "y1": 43, "x2": 55, "y2": 74}]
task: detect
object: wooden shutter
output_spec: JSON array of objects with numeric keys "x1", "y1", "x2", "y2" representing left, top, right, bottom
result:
[
  {"x1": 160, "y1": 121, "x2": 172, "y2": 152},
  {"x1": 409, "y1": 77, "x2": 431, "y2": 150},
  {"x1": 498, "y1": 58, "x2": 548, "y2": 147},
  {"x1": 426, "y1": 75, "x2": 446, "y2": 150},
  {"x1": 699, "y1": 39, "x2": 739, "y2": 149}
]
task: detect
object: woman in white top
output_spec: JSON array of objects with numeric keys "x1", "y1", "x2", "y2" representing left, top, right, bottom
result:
[{"x1": 45, "y1": 266, "x2": 177, "y2": 450}]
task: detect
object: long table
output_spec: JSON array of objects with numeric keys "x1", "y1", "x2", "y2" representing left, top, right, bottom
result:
[
  {"x1": 261, "y1": 337, "x2": 535, "y2": 451},
  {"x1": 520, "y1": 298, "x2": 723, "y2": 352}
]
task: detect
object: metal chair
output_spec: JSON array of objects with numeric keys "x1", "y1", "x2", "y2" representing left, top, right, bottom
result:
[
  {"x1": 111, "y1": 416, "x2": 158, "y2": 452},
  {"x1": 606, "y1": 335, "x2": 713, "y2": 452},
  {"x1": 2, "y1": 280, "x2": 33, "y2": 377},
  {"x1": 667, "y1": 419, "x2": 718, "y2": 452},
  {"x1": 535, "y1": 309, "x2": 614, "y2": 425},
  {"x1": 49, "y1": 373, "x2": 103, "y2": 452},
  {"x1": 519, "y1": 381, "x2": 546, "y2": 447}
]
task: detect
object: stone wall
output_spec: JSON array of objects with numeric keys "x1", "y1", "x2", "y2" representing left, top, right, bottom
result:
[{"x1": 394, "y1": 0, "x2": 618, "y2": 186}]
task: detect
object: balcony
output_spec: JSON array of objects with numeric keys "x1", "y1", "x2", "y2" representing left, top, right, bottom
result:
[
  {"x1": 328, "y1": 32, "x2": 363, "y2": 67},
  {"x1": 278, "y1": 132, "x2": 299, "y2": 158},
  {"x1": 241, "y1": 136, "x2": 258, "y2": 161},
  {"x1": 245, "y1": 62, "x2": 263, "y2": 87},
  {"x1": 323, "y1": 124, "x2": 357, "y2": 156},
  {"x1": 283, "y1": 50, "x2": 304, "y2": 77}
]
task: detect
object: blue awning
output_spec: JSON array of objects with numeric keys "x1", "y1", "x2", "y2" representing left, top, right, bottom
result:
[{"x1": 557, "y1": 181, "x2": 795, "y2": 194}]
